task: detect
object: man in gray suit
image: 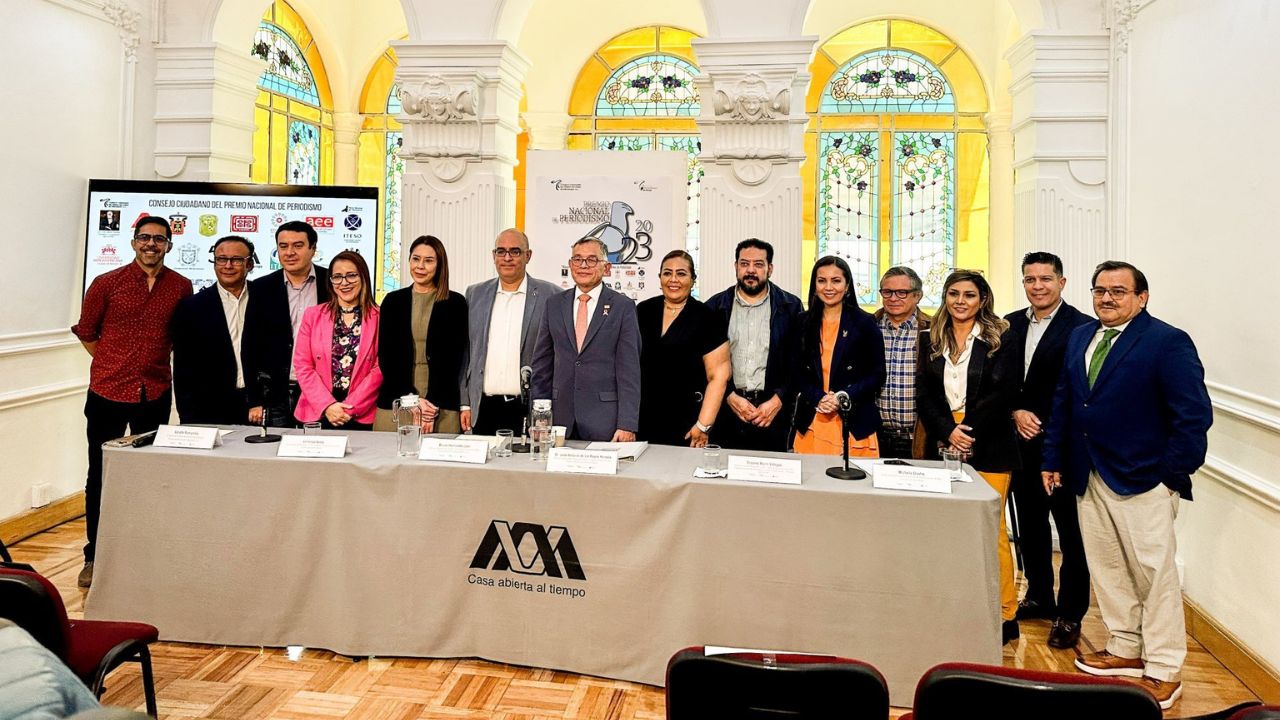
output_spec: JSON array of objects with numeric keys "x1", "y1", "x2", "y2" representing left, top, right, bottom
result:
[
  {"x1": 530, "y1": 237, "x2": 641, "y2": 441},
  {"x1": 461, "y1": 228, "x2": 559, "y2": 436}
]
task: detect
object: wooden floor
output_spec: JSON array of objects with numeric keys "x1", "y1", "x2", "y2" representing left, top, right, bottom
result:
[{"x1": 10, "y1": 519, "x2": 1260, "y2": 719}]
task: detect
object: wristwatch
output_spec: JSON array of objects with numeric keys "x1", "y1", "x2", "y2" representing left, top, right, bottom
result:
[{"x1": 695, "y1": 421, "x2": 713, "y2": 433}]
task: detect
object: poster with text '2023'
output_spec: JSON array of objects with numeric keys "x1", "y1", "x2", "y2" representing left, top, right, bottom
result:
[
  {"x1": 83, "y1": 179, "x2": 378, "y2": 295},
  {"x1": 525, "y1": 151, "x2": 686, "y2": 302}
]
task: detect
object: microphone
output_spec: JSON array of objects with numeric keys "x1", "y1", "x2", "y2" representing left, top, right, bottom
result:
[
  {"x1": 825, "y1": 389, "x2": 865, "y2": 481},
  {"x1": 245, "y1": 371, "x2": 282, "y2": 444},
  {"x1": 520, "y1": 365, "x2": 533, "y2": 386},
  {"x1": 834, "y1": 390, "x2": 852, "y2": 412}
]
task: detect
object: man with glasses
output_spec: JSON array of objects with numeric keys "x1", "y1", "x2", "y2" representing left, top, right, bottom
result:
[
  {"x1": 704, "y1": 238, "x2": 804, "y2": 451},
  {"x1": 1003, "y1": 252, "x2": 1093, "y2": 649},
  {"x1": 1042, "y1": 260, "x2": 1212, "y2": 710},
  {"x1": 244, "y1": 220, "x2": 329, "y2": 426},
  {"x1": 873, "y1": 266, "x2": 931, "y2": 458},
  {"x1": 171, "y1": 235, "x2": 257, "y2": 425},
  {"x1": 461, "y1": 228, "x2": 558, "y2": 435},
  {"x1": 71, "y1": 215, "x2": 193, "y2": 587},
  {"x1": 530, "y1": 237, "x2": 641, "y2": 441}
]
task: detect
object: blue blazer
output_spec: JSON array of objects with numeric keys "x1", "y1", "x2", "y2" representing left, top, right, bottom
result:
[
  {"x1": 529, "y1": 285, "x2": 642, "y2": 441},
  {"x1": 789, "y1": 303, "x2": 886, "y2": 441},
  {"x1": 1041, "y1": 310, "x2": 1212, "y2": 499},
  {"x1": 703, "y1": 281, "x2": 805, "y2": 401}
]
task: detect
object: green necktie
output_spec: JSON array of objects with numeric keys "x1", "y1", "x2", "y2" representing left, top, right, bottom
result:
[{"x1": 1087, "y1": 329, "x2": 1120, "y2": 389}]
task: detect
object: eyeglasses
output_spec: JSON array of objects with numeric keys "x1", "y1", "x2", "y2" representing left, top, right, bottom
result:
[
  {"x1": 493, "y1": 248, "x2": 526, "y2": 259},
  {"x1": 569, "y1": 256, "x2": 602, "y2": 268},
  {"x1": 879, "y1": 289, "x2": 917, "y2": 299},
  {"x1": 330, "y1": 273, "x2": 361, "y2": 286},
  {"x1": 133, "y1": 234, "x2": 169, "y2": 245},
  {"x1": 212, "y1": 256, "x2": 249, "y2": 267},
  {"x1": 1090, "y1": 287, "x2": 1134, "y2": 299}
]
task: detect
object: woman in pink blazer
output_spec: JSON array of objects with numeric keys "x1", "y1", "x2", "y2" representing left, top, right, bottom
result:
[{"x1": 293, "y1": 250, "x2": 382, "y2": 430}]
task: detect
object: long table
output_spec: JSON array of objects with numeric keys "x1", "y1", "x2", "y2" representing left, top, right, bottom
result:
[{"x1": 85, "y1": 428, "x2": 1002, "y2": 704}]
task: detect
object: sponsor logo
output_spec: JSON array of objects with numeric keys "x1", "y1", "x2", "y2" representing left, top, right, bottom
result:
[
  {"x1": 635, "y1": 180, "x2": 655, "y2": 192},
  {"x1": 179, "y1": 243, "x2": 199, "y2": 267},
  {"x1": 230, "y1": 215, "x2": 258, "y2": 233},
  {"x1": 306, "y1": 216, "x2": 334, "y2": 230},
  {"x1": 101, "y1": 245, "x2": 117, "y2": 256},
  {"x1": 100, "y1": 198, "x2": 129, "y2": 209},
  {"x1": 343, "y1": 214, "x2": 363, "y2": 231},
  {"x1": 272, "y1": 213, "x2": 288, "y2": 227},
  {"x1": 98, "y1": 210, "x2": 121, "y2": 232},
  {"x1": 199, "y1": 214, "x2": 218, "y2": 237},
  {"x1": 130, "y1": 212, "x2": 151, "y2": 230},
  {"x1": 168, "y1": 214, "x2": 188, "y2": 235},
  {"x1": 93, "y1": 244, "x2": 122, "y2": 267},
  {"x1": 552, "y1": 179, "x2": 582, "y2": 191},
  {"x1": 469, "y1": 521, "x2": 586, "y2": 580},
  {"x1": 341, "y1": 205, "x2": 364, "y2": 214}
]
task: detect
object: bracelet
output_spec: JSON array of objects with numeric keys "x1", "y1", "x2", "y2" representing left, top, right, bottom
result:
[{"x1": 695, "y1": 421, "x2": 712, "y2": 433}]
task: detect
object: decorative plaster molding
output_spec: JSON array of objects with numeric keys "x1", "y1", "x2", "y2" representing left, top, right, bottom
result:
[
  {"x1": 712, "y1": 74, "x2": 789, "y2": 124},
  {"x1": 99, "y1": 0, "x2": 142, "y2": 63},
  {"x1": 399, "y1": 76, "x2": 478, "y2": 123},
  {"x1": 1110, "y1": 0, "x2": 1155, "y2": 58},
  {"x1": 0, "y1": 381, "x2": 88, "y2": 414},
  {"x1": 1199, "y1": 457, "x2": 1280, "y2": 513},
  {"x1": 0, "y1": 329, "x2": 79, "y2": 358},
  {"x1": 1207, "y1": 381, "x2": 1280, "y2": 437}
]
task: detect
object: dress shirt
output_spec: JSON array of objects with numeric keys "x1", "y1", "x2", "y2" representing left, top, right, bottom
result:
[
  {"x1": 483, "y1": 275, "x2": 528, "y2": 396},
  {"x1": 71, "y1": 262, "x2": 193, "y2": 403},
  {"x1": 877, "y1": 313, "x2": 919, "y2": 431},
  {"x1": 217, "y1": 283, "x2": 250, "y2": 389},
  {"x1": 285, "y1": 265, "x2": 318, "y2": 380},
  {"x1": 1023, "y1": 301, "x2": 1061, "y2": 379},
  {"x1": 575, "y1": 282, "x2": 604, "y2": 338},
  {"x1": 943, "y1": 325, "x2": 982, "y2": 413},
  {"x1": 1084, "y1": 319, "x2": 1131, "y2": 367},
  {"x1": 728, "y1": 287, "x2": 771, "y2": 391}
]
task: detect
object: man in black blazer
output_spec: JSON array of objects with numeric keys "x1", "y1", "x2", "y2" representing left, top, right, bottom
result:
[
  {"x1": 244, "y1": 220, "x2": 329, "y2": 426},
  {"x1": 1004, "y1": 252, "x2": 1093, "y2": 649},
  {"x1": 172, "y1": 236, "x2": 256, "y2": 425}
]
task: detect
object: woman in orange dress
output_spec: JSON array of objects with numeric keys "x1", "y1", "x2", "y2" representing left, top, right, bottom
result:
[{"x1": 791, "y1": 256, "x2": 885, "y2": 457}]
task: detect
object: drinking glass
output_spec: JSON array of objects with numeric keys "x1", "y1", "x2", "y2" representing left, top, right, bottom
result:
[
  {"x1": 702, "y1": 444, "x2": 723, "y2": 474},
  {"x1": 940, "y1": 448, "x2": 963, "y2": 481},
  {"x1": 496, "y1": 429, "x2": 514, "y2": 458},
  {"x1": 303, "y1": 422, "x2": 321, "y2": 435}
]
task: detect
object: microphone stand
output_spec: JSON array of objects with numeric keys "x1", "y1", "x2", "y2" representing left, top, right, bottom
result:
[
  {"x1": 825, "y1": 402, "x2": 865, "y2": 480},
  {"x1": 244, "y1": 373, "x2": 282, "y2": 444}
]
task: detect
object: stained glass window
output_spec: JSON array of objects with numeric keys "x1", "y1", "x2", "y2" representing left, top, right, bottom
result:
[
  {"x1": 383, "y1": 128, "x2": 404, "y2": 293},
  {"x1": 596, "y1": 55, "x2": 701, "y2": 117},
  {"x1": 358, "y1": 48, "x2": 404, "y2": 299},
  {"x1": 249, "y1": 2, "x2": 333, "y2": 186},
  {"x1": 659, "y1": 135, "x2": 704, "y2": 263},
  {"x1": 820, "y1": 49, "x2": 955, "y2": 114},
  {"x1": 818, "y1": 132, "x2": 880, "y2": 303},
  {"x1": 596, "y1": 135, "x2": 653, "y2": 152},
  {"x1": 806, "y1": 19, "x2": 991, "y2": 307}
]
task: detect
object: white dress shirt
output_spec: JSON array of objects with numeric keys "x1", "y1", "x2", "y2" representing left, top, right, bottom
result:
[
  {"x1": 1084, "y1": 319, "x2": 1131, "y2": 367},
  {"x1": 216, "y1": 283, "x2": 250, "y2": 389},
  {"x1": 1023, "y1": 301, "x2": 1061, "y2": 379},
  {"x1": 944, "y1": 325, "x2": 982, "y2": 413},
  {"x1": 482, "y1": 276, "x2": 528, "y2": 396}
]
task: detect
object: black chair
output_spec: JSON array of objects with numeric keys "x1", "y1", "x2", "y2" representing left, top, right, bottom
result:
[
  {"x1": 666, "y1": 645, "x2": 889, "y2": 719},
  {"x1": 0, "y1": 568, "x2": 158, "y2": 717},
  {"x1": 901, "y1": 662, "x2": 1162, "y2": 720},
  {"x1": 1223, "y1": 705, "x2": 1280, "y2": 720}
]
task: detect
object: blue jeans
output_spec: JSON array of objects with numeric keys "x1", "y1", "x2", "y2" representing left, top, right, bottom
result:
[{"x1": 0, "y1": 621, "x2": 100, "y2": 719}]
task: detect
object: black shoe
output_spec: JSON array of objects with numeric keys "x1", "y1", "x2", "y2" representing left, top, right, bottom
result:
[
  {"x1": 1015, "y1": 598, "x2": 1056, "y2": 621},
  {"x1": 1047, "y1": 618, "x2": 1082, "y2": 649},
  {"x1": 1002, "y1": 619, "x2": 1020, "y2": 645}
]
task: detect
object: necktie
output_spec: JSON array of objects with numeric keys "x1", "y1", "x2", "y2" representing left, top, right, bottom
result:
[
  {"x1": 575, "y1": 293, "x2": 590, "y2": 351},
  {"x1": 1087, "y1": 329, "x2": 1120, "y2": 389}
]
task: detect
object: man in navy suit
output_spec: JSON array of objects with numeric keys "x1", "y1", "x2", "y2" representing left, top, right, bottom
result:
[
  {"x1": 530, "y1": 237, "x2": 641, "y2": 441},
  {"x1": 172, "y1": 235, "x2": 256, "y2": 425},
  {"x1": 1005, "y1": 252, "x2": 1093, "y2": 649},
  {"x1": 1042, "y1": 261, "x2": 1212, "y2": 710}
]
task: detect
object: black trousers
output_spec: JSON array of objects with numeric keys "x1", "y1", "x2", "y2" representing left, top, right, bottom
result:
[
  {"x1": 711, "y1": 390, "x2": 790, "y2": 452},
  {"x1": 1011, "y1": 466, "x2": 1091, "y2": 622},
  {"x1": 264, "y1": 381, "x2": 302, "y2": 428},
  {"x1": 83, "y1": 388, "x2": 171, "y2": 561},
  {"x1": 876, "y1": 426, "x2": 916, "y2": 459},
  {"x1": 473, "y1": 394, "x2": 528, "y2": 436}
]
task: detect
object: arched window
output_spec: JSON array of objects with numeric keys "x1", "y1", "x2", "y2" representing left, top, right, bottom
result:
[
  {"x1": 249, "y1": 1, "x2": 334, "y2": 186},
  {"x1": 567, "y1": 27, "x2": 704, "y2": 266},
  {"x1": 805, "y1": 20, "x2": 989, "y2": 306},
  {"x1": 357, "y1": 47, "x2": 404, "y2": 298}
]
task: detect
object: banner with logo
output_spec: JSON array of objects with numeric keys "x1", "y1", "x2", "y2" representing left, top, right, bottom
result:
[
  {"x1": 525, "y1": 151, "x2": 686, "y2": 301},
  {"x1": 84, "y1": 180, "x2": 379, "y2": 294}
]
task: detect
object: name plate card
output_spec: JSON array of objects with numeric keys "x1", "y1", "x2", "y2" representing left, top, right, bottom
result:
[
  {"x1": 277, "y1": 435, "x2": 348, "y2": 459},
  {"x1": 726, "y1": 455, "x2": 802, "y2": 485},
  {"x1": 872, "y1": 463, "x2": 953, "y2": 494},
  {"x1": 419, "y1": 437, "x2": 489, "y2": 464},
  {"x1": 545, "y1": 448, "x2": 619, "y2": 475},
  {"x1": 153, "y1": 424, "x2": 222, "y2": 450}
]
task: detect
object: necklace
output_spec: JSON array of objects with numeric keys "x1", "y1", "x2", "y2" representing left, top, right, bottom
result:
[
  {"x1": 339, "y1": 306, "x2": 359, "y2": 314},
  {"x1": 664, "y1": 302, "x2": 686, "y2": 313}
]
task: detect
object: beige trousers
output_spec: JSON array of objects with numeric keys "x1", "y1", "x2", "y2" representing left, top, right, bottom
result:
[{"x1": 1077, "y1": 472, "x2": 1185, "y2": 681}]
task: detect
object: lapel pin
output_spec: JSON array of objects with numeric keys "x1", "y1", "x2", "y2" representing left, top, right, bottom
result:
[
  {"x1": 842, "y1": 330, "x2": 848, "y2": 338},
  {"x1": 603, "y1": 304, "x2": 611, "y2": 316}
]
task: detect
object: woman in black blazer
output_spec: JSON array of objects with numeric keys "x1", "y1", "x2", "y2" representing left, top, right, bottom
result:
[
  {"x1": 375, "y1": 235, "x2": 469, "y2": 433},
  {"x1": 790, "y1": 256, "x2": 886, "y2": 456},
  {"x1": 916, "y1": 269, "x2": 1021, "y2": 644}
]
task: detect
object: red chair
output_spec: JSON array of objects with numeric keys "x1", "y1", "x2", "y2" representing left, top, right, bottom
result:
[
  {"x1": 1225, "y1": 706, "x2": 1280, "y2": 720},
  {"x1": 666, "y1": 645, "x2": 889, "y2": 719},
  {"x1": 900, "y1": 662, "x2": 1161, "y2": 720},
  {"x1": 0, "y1": 568, "x2": 158, "y2": 716}
]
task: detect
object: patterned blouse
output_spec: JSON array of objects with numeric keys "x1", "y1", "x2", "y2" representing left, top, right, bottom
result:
[{"x1": 331, "y1": 308, "x2": 362, "y2": 399}]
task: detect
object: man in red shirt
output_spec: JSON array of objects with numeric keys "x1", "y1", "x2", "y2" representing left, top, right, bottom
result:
[{"x1": 71, "y1": 216, "x2": 193, "y2": 587}]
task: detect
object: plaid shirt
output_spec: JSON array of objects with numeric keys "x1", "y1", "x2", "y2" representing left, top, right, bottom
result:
[{"x1": 877, "y1": 313, "x2": 922, "y2": 433}]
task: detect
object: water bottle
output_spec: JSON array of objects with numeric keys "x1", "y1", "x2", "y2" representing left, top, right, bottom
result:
[
  {"x1": 393, "y1": 394, "x2": 422, "y2": 457},
  {"x1": 530, "y1": 399, "x2": 553, "y2": 461}
]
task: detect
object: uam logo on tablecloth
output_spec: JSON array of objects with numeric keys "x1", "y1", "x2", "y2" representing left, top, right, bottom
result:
[{"x1": 469, "y1": 520, "x2": 586, "y2": 580}]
